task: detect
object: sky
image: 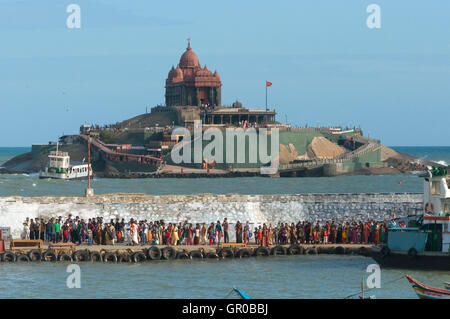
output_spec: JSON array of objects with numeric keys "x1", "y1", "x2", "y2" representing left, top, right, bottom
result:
[{"x1": 0, "y1": 0, "x2": 449, "y2": 147}]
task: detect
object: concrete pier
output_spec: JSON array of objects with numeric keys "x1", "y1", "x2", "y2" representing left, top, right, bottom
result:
[
  {"x1": 0, "y1": 193, "x2": 423, "y2": 239},
  {"x1": 0, "y1": 242, "x2": 375, "y2": 263}
]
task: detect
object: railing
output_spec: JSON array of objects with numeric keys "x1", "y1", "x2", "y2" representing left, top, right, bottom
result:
[
  {"x1": 79, "y1": 135, "x2": 162, "y2": 167},
  {"x1": 279, "y1": 142, "x2": 381, "y2": 170}
]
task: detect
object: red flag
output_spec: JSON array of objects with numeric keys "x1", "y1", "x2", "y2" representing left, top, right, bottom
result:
[{"x1": 266, "y1": 81, "x2": 273, "y2": 87}]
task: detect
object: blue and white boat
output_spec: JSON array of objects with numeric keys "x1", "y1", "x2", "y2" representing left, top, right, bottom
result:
[{"x1": 371, "y1": 166, "x2": 450, "y2": 270}]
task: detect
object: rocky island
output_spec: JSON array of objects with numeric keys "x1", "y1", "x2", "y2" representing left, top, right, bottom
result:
[{"x1": 0, "y1": 42, "x2": 441, "y2": 178}]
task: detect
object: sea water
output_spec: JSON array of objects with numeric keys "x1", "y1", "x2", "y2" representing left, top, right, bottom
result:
[
  {"x1": 0, "y1": 146, "x2": 449, "y2": 299},
  {"x1": 2, "y1": 146, "x2": 450, "y2": 197},
  {"x1": 0, "y1": 255, "x2": 448, "y2": 299}
]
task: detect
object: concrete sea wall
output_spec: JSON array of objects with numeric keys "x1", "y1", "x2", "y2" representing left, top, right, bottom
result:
[{"x1": 0, "y1": 193, "x2": 423, "y2": 239}]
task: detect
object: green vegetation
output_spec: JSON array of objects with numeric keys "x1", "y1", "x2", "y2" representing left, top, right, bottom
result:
[
  {"x1": 145, "y1": 132, "x2": 163, "y2": 142},
  {"x1": 100, "y1": 130, "x2": 118, "y2": 144}
]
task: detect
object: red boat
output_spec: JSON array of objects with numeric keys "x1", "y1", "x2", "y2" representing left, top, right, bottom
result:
[{"x1": 405, "y1": 275, "x2": 450, "y2": 299}]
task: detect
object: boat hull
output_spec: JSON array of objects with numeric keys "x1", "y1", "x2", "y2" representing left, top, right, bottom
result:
[
  {"x1": 405, "y1": 275, "x2": 450, "y2": 299},
  {"x1": 38, "y1": 175, "x2": 90, "y2": 180},
  {"x1": 39, "y1": 172, "x2": 92, "y2": 180},
  {"x1": 371, "y1": 247, "x2": 450, "y2": 271}
]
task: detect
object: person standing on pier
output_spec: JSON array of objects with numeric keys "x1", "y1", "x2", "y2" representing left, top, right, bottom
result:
[
  {"x1": 215, "y1": 221, "x2": 222, "y2": 244},
  {"x1": 262, "y1": 224, "x2": 268, "y2": 247},
  {"x1": 131, "y1": 220, "x2": 139, "y2": 246},
  {"x1": 223, "y1": 218, "x2": 229, "y2": 243},
  {"x1": 273, "y1": 225, "x2": 279, "y2": 245},
  {"x1": 194, "y1": 224, "x2": 200, "y2": 245},
  {"x1": 304, "y1": 223, "x2": 310, "y2": 244},
  {"x1": 180, "y1": 221, "x2": 188, "y2": 245},
  {"x1": 172, "y1": 223, "x2": 179, "y2": 246},
  {"x1": 323, "y1": 225, "x2": 329, "y2": 244},
  {"x1": 39, "y1": 219, "x2": 45, "y2": 241},
  {"x1": 177, "y1": 222, "x2": 182, "y2": 244},
  {"x1": 363, "y1": 222, "x2": 370, "y2": 244},
  {"x1": 257, "y1": 226, "x2": 263, "y2": 245},
  {"x1": 29, "y1": 219, "x2": 35, "y2": 240},
  {"x1": 187, "y1": 224, "x2": 194, "y2": 245},
  {"x1": 268, "y1": 224, "x2": 274, "y2": 245},
  {"x1": 158, "y1": 222, "x2": 164, "y2": 245},
  {"x1": 207, "y1": 223, "x2": 215, "y2": 245},
  {"x1": 95, "y1": 222, "x2": 102, "y2": 245},
  {"x1": 243, "y1": 222, "x2": 249, "y2": 244},
  {"x1": 54, "y1": 219, "x2": 61, "y2": 243},
  {"x1": 166, "y1": 223, "x2": 173, "y2": 245},
  {"x1": 349, "y1": 223, "x2": 355, "y2": 244},
  {"x1": 370, "y1": 221, "x2": 377, "y2": 244},
  {"x1": 338, "y1": 223, "x2": 343, "y2": 243},
  {"x1": 50, "y1": 218, "x2": 56, "y2": 243},
  {"x1": 33, "y1": 218, "x2": 40, "y2": 240},
  {"x1": 87, "y1": 226, "x2": 93, "y2": 245},
  {"x1": 142, "y1": 221, "x2": 148, "y2": 245},
  {"x1": 283, "y1": 224, "x2": 289, "y2": 244},
  {"x1": 235, "y1": 221, "x2": 243, "y2": 243},
  {"x1": 201, "y1": 223, "x2": 207, "y2": 245},
  {"x1": 290, "y1": 223, "x2": 297, "y2": 244},
  {"x1": 342, "y1": 222, "x2": 350, "y2": 244},
  {"x1": 22, "y1": 222, "x2": 30, "y2": 240},
  {"x1": 357, "y1": 222, "x2": 363, "y2": 243},
  {"x1": 35, "y1": 218, "x2": 40, "y2": 240}
]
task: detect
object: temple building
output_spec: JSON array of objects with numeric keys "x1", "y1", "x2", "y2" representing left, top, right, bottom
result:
[
  {"x1": 165, "y1": 40, "x2": 221, "y2": 107},
  {"x1": 159, "y1": 40, "x2": 276, "y2": 126}
]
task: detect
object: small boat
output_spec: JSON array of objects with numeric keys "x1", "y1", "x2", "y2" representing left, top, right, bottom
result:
[
  {"x1": 359, "y1": 277, "x2": 376, "y2": 299},
  {"x1": 224, "y1": 288, "x2": 253, "y2": 299},
  {"x1": 405, "y1": 275, "x2": 450, "y2": 299},
  {"x1": 39, "y1": 148, "x2": 92, "y2": 180},
  {"x1": 345, "y1": 277, "x2": 376, "y2": 299},
  {"x1": 371, "y1": 166, "x2": 450, "y2": 271},
  {"x1": 233, "y1": 288, "x2": 253, "y2": 299}
]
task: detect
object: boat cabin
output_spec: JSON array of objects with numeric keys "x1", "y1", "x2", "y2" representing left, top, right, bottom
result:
[
  {"x1": 40, "y1": 151, "x2": 92, "y2": 180},
  {"x1": 388, "y1": 167, "x2": 450, "y2": 254}
]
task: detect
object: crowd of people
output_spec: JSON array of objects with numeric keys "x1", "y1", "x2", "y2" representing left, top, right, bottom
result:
[
  {"x1": 21, "y1": 215, "x2": 399, "y2": 247},
  {"x1": 20, "y1": 215, "x2": 232, "y2": 246},
  {"x1": 234, "y1": 220, "x2": 395, "y2": 246}
]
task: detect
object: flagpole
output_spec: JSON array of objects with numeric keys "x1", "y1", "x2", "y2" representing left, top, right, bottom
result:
[{"x1": 265, "y1": 81, "x2": 268, "y2": 123}]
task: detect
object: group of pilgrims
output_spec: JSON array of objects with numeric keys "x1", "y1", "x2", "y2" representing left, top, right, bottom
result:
[
  {"x1": 235, "y1": 220, "x2": 392, "y2": 246},
  {"x1": 21, "y1": 215, "x2": 396, "y2": 246}
]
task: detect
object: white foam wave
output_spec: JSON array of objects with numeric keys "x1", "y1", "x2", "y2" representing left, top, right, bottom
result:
[{"x1": 435, "y1": 160, "x2": 448, "y2": 166}]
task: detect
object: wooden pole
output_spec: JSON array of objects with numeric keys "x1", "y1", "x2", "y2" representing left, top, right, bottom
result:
[
  {"x1": 265, "y1": 81, "x2": 268, "y2": 124},
  {"x1": 85, "y1": 136, "x2": 94, "y2": 196},
  {"x1": 88, "y1": 137, "x2": 91, "y2": 189},
  {"x1": 361, "y1": 276, "x2": 365, "y2": 299}
]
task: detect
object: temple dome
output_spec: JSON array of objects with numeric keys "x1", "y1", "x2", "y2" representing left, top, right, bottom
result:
[
  {"x1": 167, "y1": 66, "x2": 176, "y2": 79},
  {"x1": 179, "y1": 42, "x2": 200, "y2": 68},
  {"x1": 171, "y1": 65, "x2": 184, "y2": 82},
  {"x1": 196, "y1": 66, "x2": 212, "y2": 77}
]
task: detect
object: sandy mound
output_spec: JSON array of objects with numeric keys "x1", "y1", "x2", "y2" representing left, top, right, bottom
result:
[
  {"x1": 279, "y1": 143, "x2": 299, "y2": 164},
  {"x1": 380, "y1": 145, "x2": 402, "y2": 161},
  {"x1": 306, "y1": 137, "x2": 347, "y2": 159}
]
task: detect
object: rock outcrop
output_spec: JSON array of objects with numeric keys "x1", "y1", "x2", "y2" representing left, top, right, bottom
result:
[{"x1": 306, "y1": 137, "x2": 347, "y2": 159}]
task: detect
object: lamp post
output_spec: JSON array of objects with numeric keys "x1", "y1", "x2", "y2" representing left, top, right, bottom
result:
[{"x1": 85, "y1": 136, "x2": 94, "y2": 197}]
